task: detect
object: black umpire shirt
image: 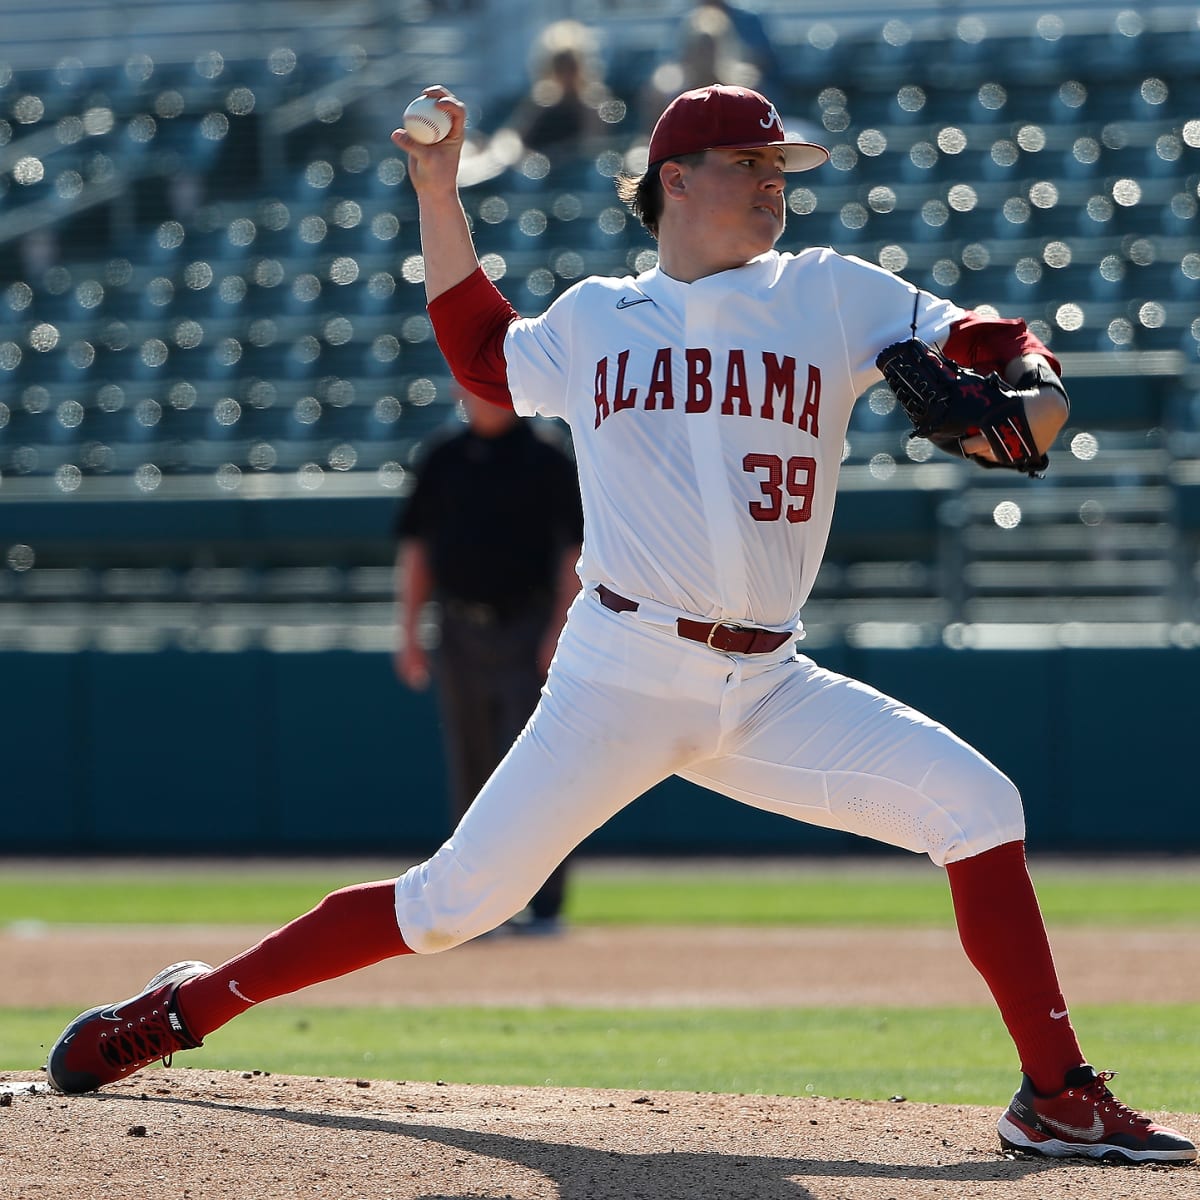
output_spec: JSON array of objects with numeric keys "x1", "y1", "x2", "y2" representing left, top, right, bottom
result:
[{"x1": 395, "y1": 420, "x2": 584, "y2": 620}]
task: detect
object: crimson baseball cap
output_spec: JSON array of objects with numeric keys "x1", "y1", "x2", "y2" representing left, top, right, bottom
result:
[{"x1": 647, "y1": 84, "x2": 830, "y2": 172}]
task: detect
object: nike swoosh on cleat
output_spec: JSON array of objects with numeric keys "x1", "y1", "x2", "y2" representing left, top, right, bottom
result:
[
  {"x1": 1041, "y1": 1112, "x2": 1105, "y2": 1141},
  {"x1": 615, "y1": 296, "x2": 652, "y2": 309},
  {"x1": 99, "y1": 1007, "x2": 125, "y2": 1023}
]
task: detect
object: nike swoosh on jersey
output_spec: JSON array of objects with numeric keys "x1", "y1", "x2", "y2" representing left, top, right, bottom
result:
[
  {"x1": 615, "y1": 295, "x2": 652, "y2": 309},
  {"x1": 1049, "y1": 1007, "x2": 1069, "y2": 1020},
  {"x1": 1040, "y1": 1111, "x2": 1105, "y2": 1141}
]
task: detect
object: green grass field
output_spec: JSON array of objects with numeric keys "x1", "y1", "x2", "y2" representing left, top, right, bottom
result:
[
  {"x1": 6, "y1": 858, "x2": 1198, "y2": 1109},
  {"x1": 9, "y1": 1003, "x2": 1200, "y2": 1111},
  {"x1": 4, "y1": 856, "x2": 1198, "y2": 927}
]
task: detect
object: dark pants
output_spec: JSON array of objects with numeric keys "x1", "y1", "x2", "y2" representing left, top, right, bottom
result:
[{"x1": 433, "y1": 602, "x2": 568, "y2": 920}]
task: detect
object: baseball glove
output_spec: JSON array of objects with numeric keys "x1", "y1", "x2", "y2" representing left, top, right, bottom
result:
[{"x1": 875, "y1": 338, "x2": 1049, "y2": 478}]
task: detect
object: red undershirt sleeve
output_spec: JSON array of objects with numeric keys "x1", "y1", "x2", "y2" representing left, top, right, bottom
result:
[
  {"x1": 426, "y1": 267, "x2": 520, "y2": 409},
  {"x1": 941, "y1": 310, "x2": 1062, "y2": 379}
]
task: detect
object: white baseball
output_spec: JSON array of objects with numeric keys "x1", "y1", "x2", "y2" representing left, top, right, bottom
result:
[{"x1": 403, "y1": 95, "x2": 452, "y2": 145}]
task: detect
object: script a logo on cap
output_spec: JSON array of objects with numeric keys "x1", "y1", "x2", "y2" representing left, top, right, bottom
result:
[{"x1": 759, "y1": 102, "x2": 783, "y2": 133}]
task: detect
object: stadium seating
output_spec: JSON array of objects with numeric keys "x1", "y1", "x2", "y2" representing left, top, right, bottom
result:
[{"x1": 0, "y1": 1, "x2": 1197, "y2": 639}]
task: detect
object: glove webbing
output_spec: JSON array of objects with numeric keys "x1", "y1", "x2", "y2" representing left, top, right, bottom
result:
[{"x1": 876, "y1": 344, "x2": 957, "y2": 435}]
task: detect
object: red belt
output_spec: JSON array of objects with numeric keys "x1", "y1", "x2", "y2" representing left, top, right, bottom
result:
[{"x1": 595, "y1": 585, "x2": 793, "y2": 655}]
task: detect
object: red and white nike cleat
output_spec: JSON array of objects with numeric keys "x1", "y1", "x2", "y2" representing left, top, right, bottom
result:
[
  {"x1": 998, "y1": 1066, "x2": 1197, "y2": 1164},
  {"x1": 46, "y1": 961, "x2": 210, "y2": 1094}
]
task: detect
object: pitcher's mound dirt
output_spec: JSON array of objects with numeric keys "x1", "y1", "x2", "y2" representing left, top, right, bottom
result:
[{"x1": 2, "y1": 1070, "x2": 1195, "y2": 1200}]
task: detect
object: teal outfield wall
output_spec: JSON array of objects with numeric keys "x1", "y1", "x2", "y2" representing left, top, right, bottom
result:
[{"x1": 2, "y1": 643, "x2": 1196, "y2": 856}]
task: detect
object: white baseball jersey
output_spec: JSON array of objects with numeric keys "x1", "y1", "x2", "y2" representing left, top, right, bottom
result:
[{"x1": 504, "y1": 247, "x2": 964, "y2": 630}]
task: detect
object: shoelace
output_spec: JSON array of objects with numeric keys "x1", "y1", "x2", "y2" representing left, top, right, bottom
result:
[
  {"x1": 96, "y1": 1008, "x2": 181, "y2": 1073},
  {"x1": 1077, "y1": 1071, "x2": 1152, "y2": 1128}
]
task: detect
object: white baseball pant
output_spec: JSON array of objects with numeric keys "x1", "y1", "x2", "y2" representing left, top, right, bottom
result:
[{"x1": 394, "y1": 588, "x2": 1024, "y2": 952}]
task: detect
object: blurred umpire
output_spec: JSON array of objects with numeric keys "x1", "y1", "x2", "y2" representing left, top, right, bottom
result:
[{"x1": 393, "y1": 383, "x2": 584, "y2": 932}]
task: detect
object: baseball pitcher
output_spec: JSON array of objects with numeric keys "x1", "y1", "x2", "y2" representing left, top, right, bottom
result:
[{"x1": 46, "y1": 82, "x2": 1193, "y2": 1168}]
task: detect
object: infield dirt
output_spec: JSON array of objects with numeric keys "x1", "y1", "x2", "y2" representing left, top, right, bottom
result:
[{"x1": 3, "y1": 922, "x2": 1198, "y2": 1198}]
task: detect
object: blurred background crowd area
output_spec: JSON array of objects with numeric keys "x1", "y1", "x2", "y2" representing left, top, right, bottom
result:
[{"x1": 0, "y1": 0, "x2": 1198, "y2": 650}]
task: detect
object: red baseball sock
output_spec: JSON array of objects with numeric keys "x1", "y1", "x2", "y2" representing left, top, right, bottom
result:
[
  {"x1": 174, "y1": 879, "x2": 412, "y2": 1039},
  {"x1": 946, "y1": 840, "x2": 1084, "y2": 1095}
]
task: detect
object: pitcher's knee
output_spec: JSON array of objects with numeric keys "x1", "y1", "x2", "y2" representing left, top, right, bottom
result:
[
  {"x1": 393, "y1": 853, "x2": 532, "y2": 954},
  {"x1": 931, "y1": 771, "x2": 1025, "y2": 866}
]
